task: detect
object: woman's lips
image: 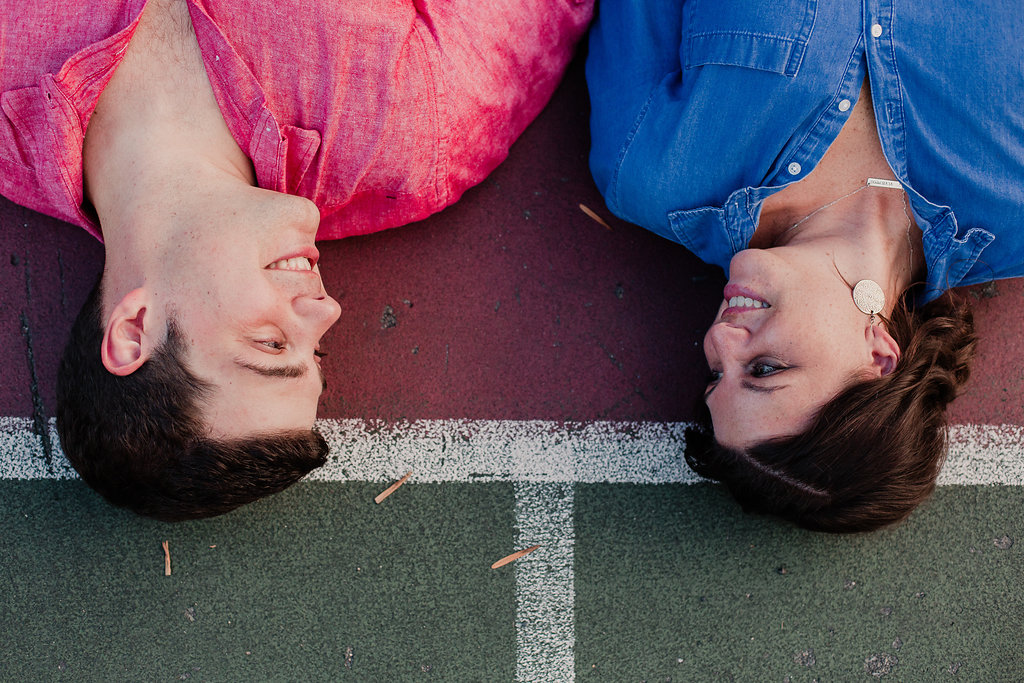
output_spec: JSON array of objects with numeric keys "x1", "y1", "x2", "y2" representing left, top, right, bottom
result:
[{"x1": 721, "y1": 284, "x2": 771, "y2": 318}]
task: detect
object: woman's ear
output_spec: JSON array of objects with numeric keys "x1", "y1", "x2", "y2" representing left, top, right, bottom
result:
[
  {"x1": 100, "y1": 288, "x2": 157, "y2": 376},
  {"x1": 868, "y1": 323, "x2": 901, "y2": 377}
]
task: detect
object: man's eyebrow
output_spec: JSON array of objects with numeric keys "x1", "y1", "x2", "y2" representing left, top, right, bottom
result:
[
  {"x1": 234, "y1": 357, "x2": 328, "y2": 391},
  {"x1": 234, "y1": 357, "x2": 307, "y2": 379}
]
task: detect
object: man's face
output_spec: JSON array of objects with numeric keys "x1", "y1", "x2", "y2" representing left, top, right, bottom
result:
[{"x1": 156, "y1": 186, "x2": 341, "y2": 438}]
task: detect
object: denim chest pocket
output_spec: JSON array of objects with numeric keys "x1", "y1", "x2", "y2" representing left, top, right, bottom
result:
[{"x1": 685, "y1": 0, "x2": 817, "y2": 76}]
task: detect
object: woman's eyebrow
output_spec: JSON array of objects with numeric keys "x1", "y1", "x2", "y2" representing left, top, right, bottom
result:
[
  {"x1": 742, "y1": 381, "x2": 786, "y2": 394},
  {"x1": 704, "y1": 377, "x2": 789, "y2": 401}
]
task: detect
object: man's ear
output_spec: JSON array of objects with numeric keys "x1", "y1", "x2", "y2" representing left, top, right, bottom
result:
[
  {"x1": 868, "y1": 324, "x2": 901, "y2": 377},
  {"x1": 101, "y1": 288, "x2": 158, "y2": 376}
]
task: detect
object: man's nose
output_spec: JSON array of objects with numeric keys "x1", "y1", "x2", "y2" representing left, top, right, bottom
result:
[{"x1": 294, "y1": 292, "x2": 342, "y2": 329}]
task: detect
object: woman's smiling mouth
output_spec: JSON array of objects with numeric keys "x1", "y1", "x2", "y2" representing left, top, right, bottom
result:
[{"x1": 727, "y1": 295, "x2": 770, "y2": 309}]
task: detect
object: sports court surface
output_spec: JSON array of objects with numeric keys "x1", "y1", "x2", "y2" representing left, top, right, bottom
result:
[{"x1": 2, "y1": 58, "x2": 1022, "y2": 681}]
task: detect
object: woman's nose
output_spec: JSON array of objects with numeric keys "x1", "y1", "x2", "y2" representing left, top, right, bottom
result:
[{"x1": 704, "y1": 322, "x2": 750, "y2": 359}]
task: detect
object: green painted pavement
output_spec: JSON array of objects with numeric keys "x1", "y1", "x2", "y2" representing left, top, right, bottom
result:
[
  {"x1": 2, "y1": 481, "x2": 1022, "y2": 681},
  {"x1": 575, "y1": 484, "x2": 1023, "y2": 681},
  {"x1": 2, "y1": 482, "x2": 516, "y2": 681}
]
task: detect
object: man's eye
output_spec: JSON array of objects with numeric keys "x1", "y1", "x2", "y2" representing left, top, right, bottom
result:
[
  {"x1": 259, "y1": 340, "x2": 285, "y2": 350},
  {"x1": 750, "y1": 362, "x2": 783, "y2": 377}
]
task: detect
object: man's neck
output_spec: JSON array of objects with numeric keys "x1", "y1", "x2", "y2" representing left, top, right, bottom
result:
[{"x1": 82, "y1": 0, "x2": 252, "y2": 311}]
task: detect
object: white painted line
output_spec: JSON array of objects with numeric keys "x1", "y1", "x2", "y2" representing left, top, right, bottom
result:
[
  {"x1": 514, "y1": 482, "x2": 575, "y2": 683},
  {"x1": 310, "y1": 419, "x2": 697, "y2": 483},
  {"x1": 939, "y1": 424, "x2": 1024, "y2": 486},
  {"x1": 2, "y1": 417, "x2": 1023, "y2": 485},
  {"x1": 0, "y1": 417, "x2": 75, "y2": 480}
]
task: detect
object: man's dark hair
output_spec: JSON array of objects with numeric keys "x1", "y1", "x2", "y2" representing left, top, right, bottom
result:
[
  {"x1": 686, "y1": 291, "x2": 976, "y2": 533},
  {"x1": 56, "y1": 279, "x2": 328, "y2": 521}
]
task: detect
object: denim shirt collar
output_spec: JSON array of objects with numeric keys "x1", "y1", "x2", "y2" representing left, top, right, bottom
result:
[{"x1": 668, "y1": 185, "x2": 994, "y2": 304}]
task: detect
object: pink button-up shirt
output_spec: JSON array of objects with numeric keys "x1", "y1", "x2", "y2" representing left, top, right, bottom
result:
[{"x1": 0, "y1": 0, "x2": 592, "y2": 241}]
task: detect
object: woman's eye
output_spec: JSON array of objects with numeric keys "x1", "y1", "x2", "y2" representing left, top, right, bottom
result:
[
  {"x1": 259, "y1": 340, "x2": 285, "y2": 351},
  {"x1": 750, "y1": 362, "x2": 783, "y2": 377},
  {"x1": 706, "y1": 369, "x2": 722, "y2": 384}
]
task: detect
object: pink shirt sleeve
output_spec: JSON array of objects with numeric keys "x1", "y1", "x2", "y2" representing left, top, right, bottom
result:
[
  {"x1": 0, "y1": 0, "x2": 592, "y2": 242},
  {"x1": 0, "y1": 1, "x2": 146, "y2": 239}
]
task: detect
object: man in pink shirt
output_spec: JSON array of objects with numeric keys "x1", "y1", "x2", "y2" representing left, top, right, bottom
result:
[{"x1": 1, "y1": 0, "x2": 592, "y2": 519}]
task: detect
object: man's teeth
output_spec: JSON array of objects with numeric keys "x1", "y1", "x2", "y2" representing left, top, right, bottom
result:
[
  {"x1": 267, "y1": 257, "x2": 312, "y2": 271},
  {"x1": 728, "y1": 296, "x2": 770, "y2": 309}
]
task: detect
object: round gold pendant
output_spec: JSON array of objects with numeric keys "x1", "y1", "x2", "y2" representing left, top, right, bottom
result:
[{"x1": 852, "y1": 280, "x2": 885, "y2": 316}]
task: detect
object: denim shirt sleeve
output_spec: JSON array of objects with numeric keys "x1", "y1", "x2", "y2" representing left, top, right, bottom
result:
[
  {"x1": 587, "y1": 0, "x2": 824, "y2": 255},
  {"x1": 586, "y1": 0, "x2": 688, "y2": 240}
]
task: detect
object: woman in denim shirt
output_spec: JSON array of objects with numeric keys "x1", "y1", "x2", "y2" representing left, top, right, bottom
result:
[{"x1": 587, "y1": 0, "x2": 1023, "y2": 531}]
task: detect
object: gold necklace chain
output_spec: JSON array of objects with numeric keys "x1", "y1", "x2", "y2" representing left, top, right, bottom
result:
[
  {"x1": 778, "y1": 177, "x2": 914, "y2": 278},
  {"x1": 784, "y1": 177, "x2": 904, "y2": 233}
]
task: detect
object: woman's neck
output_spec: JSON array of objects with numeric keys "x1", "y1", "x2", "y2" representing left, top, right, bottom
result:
[
  {"x1": 780, "y1": 185, "x2": 924, "y2": 307},
  {"x1": 752, "y1": 77, "x2": 926, "y2": 308}
]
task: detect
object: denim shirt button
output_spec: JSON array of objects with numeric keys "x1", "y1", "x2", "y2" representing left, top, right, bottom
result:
[{"x1": 787, "y1": 162, "x2": 802, "y2": 175}]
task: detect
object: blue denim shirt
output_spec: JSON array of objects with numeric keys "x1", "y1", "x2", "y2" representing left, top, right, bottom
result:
[{"x1": 587, "y1": 0, "x2": 1024, "y2": 301}]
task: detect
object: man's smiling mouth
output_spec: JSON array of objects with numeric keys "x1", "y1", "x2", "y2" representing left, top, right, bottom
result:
[{"x1": 267, "y1": 257, "x2": 313, "y2": 271}]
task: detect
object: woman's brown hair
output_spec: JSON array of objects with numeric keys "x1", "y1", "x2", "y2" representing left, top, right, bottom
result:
[{"x1": 685, "y1": 291, "x2": 977, "y2": 533}]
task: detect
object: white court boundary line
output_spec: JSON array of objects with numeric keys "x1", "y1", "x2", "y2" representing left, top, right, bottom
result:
[
  {"x1": 514, "y1": 482, "x2": 575, "y2": 682},
  {"x1": 4, "y1": 417, "x2": 1023, "y2": 485},
  {"x1": 3, "y1": 417, "x2": 1023, "y2": 682}
]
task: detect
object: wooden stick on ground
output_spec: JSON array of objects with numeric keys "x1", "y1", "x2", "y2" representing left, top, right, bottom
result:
[
  {"x1": 491, "y1": 544, "x2": 541, "y2": 569},
  {"x1": 374, "y1": 470, "x2": 413, "y2": 504},
  {"x1": 161, "y1": 540, "x2": 171, "y2": 576},
  {"x1": 579, "y1": 203, "x2": 612, "y2": 230}
]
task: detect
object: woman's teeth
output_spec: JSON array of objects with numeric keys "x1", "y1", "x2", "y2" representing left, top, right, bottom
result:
[
  {"x1": 267, "y1": 257, "x2": 312, "y2": 271},
  {"x1": 728, "y1": 296, "x2": 770, "y2": 309}
]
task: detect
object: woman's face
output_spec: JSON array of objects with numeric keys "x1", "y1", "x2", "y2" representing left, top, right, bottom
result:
[{"x1": 702, "y1": 247, "x2": 889, "y2": 450}]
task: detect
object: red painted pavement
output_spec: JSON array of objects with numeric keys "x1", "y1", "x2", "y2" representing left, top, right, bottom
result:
[{"x1": 1, "y1": 57, "x2": 1020, "y2": 427}]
